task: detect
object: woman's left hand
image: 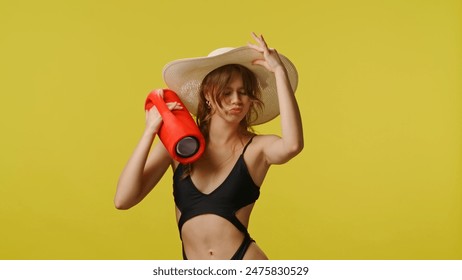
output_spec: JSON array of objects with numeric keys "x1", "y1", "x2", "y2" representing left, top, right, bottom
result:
[{"x1": 248, "y1": 32, "x2": 285, "y2": 73}]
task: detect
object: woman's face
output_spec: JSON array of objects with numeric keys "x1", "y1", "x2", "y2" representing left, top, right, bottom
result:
[{"x1": 210, "y1": 73, "x2": 252, "y2": 124}]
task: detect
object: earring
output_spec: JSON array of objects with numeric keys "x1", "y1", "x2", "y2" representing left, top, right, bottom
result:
[{"x1": 206, "y1": 100, "x2": 211, "y2": 108}]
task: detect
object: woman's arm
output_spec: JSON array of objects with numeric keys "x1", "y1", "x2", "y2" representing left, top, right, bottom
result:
[
  {"x1": 114, "y1": 90, "x2": 182, "y2": 209},
  {"x1": 249, "y1": 33, "x2": 304, "y2": 164}
]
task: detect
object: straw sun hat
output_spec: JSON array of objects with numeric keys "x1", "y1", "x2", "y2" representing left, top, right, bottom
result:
[{"x1": 162, "y1": 46, "x2": 298, "y2": 125}]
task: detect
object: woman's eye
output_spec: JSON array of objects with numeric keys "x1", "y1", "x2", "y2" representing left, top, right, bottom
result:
[
  {"x1": 239, "y1": 91, "x2": 248, "y2": 95},
  {"x1": 224, "y1": 92, "x2": 231, "y2": 96}
]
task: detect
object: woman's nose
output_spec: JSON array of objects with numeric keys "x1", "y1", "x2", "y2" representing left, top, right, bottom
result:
[{"x1": 230, "y1": 92, "x2": 242, "y2": 103}]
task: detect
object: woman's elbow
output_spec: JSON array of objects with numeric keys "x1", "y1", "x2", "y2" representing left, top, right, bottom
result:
[
  {"x1": 114, "y1": 200, "x2": 127, "y2": 210},
  {"x1": 277, "y1": 142, "x2": 303, "y2": 164},
  {"x1": 288, "y1": 141, "x2": 304, "y2": 157},
  {"x1": 114, "y1": 196, "x2": 134, "y2": 210}
]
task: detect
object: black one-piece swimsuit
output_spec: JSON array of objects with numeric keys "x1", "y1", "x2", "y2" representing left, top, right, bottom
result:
[{"x1": 173, "y1": 137, "x2": 260, "y2": 260}]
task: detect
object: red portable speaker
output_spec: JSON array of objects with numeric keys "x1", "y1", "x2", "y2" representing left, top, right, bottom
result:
[{"x1": 145, "y1": 89, "x2": 205, "y2": 164}]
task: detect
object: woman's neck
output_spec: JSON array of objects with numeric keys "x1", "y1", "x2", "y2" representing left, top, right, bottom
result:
[{"x1": 207, "y1": 116, "x2": 243, "y2": 146}]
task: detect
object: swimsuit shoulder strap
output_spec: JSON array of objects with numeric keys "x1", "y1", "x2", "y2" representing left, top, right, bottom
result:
[{"x1": 241, "y1": 136, "x2": 255, "y2": 155}]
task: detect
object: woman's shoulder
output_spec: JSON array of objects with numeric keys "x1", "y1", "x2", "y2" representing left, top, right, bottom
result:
[
  {"x1": 251, "y1": 134, "x2": 281, "y2": 145},
  {"x1": 246, "y1": 134, "x2": 281, "y2": 154}
]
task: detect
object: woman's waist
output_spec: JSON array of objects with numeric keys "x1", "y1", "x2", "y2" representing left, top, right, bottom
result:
[
  {"x1": 181, "y1": 215, "x2": 246, "y2": 246},
  {"x1": 181, "y1": 219, "x2": 247, "y2": 259}
]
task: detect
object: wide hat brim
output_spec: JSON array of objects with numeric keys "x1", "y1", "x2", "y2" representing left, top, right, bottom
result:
[{"x1": 162, "y1": 46, "x2": 298, "y2": 125}]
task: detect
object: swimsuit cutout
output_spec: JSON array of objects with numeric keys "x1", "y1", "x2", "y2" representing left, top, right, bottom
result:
[{"x1": 173, "y1": 137, "x2": 260, "y2": 260}]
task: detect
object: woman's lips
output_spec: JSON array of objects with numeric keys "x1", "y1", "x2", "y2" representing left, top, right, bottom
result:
[{"x1": 229, "y1": 107, "x2": 243, "y2": 114}]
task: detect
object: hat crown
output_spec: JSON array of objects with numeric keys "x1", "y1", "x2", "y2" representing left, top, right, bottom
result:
[{"x1": 207, "y1": 47, "x2": 235, "y2": 57}]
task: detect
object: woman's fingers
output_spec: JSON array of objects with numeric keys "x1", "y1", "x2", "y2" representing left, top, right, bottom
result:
[
  {"x1": 146, "y1": 101, "x2": 183, "y2": 119},
  {"x1": 251, "y1": 58, "x2": 269, "y2": 68},
  {"x1": 251, "y1": 32, "x2": 268, "y2": 49},
  {"x1": 156, "y1": 88, "x2": 164, "y2": 98},
  {"x1": 166, "y1": 101, "x2": 183, "y2": 111},
  {"x1": 146, "y1": 106, "x2": 159, "y2": 120},
  {"x1": 249, "y1": 32, "x2": 285, "y2": 72},
  {"x1": 248, "y1": 32, "x2": 270, "y2": 53},
  {"x1": 247, "y1": 41, "x2": 262, "y2": 52},
  {"x1": 144, "y1": 95, "x2": 183, "y2": 134}
]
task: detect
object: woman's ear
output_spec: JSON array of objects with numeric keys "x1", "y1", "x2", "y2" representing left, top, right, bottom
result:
[{"x1": 204, "y1": 93, "x2": 214, "y2": 108}]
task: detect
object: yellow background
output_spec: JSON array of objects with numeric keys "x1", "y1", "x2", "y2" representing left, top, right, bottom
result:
[{"x1": 0, "y1": 0, "x2": 461, "y2": 259}]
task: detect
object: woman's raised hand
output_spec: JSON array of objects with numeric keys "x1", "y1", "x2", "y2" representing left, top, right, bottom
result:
[
  {"x1": 248, "y1": 32, "x2": 285, "y2": 73},
  {"x1": 145, "y1": 89, "x2": 183, "y2": 134}
]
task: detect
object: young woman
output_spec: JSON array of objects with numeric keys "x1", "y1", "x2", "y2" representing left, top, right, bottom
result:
[{"x1": 115, "y1": 33, "x2": 303, "y2": 260}]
